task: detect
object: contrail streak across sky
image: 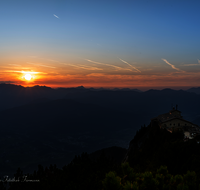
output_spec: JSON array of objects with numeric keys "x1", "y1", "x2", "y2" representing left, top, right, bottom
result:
[
  {"x1": 60, "y1": 63, "x2": 103, "y2": 70},
  {"x1": 162, "y1": 59, "x2": 183, "y2": 72},
  {"x1": 85, "y1": 59, "x2": 132, "y2": 71},
  {"x1": 119, "y1": 58, "x2": 141, "y2": 73},
  {"x1": 53, "y1": 14, "x2": 59, "y2": 19}
]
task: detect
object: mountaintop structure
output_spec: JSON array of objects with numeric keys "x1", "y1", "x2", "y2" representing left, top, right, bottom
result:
[{"x1": 151, "y1": 106, "x2": 200, "y2": 139}]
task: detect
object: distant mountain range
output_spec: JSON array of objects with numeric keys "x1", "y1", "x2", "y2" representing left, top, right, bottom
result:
[
  {"x1": 0, "y1": 83, "x2": 200, "y2": 177},
  {"x1": 186, "y1": 87, "x2": 200, "y2": 94}
]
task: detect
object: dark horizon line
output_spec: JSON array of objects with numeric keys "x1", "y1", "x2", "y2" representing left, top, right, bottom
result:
[{"x1": 0, "y1": 82, "x2": 199, "y2": 92}]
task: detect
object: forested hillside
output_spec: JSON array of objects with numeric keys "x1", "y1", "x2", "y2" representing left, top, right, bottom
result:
[{"x1": 2, "y1": 121, "x2": 200, "y2": 189}]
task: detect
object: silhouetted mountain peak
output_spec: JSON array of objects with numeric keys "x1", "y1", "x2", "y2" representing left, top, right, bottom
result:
[
  {"x1": 31, "y1": 85, "x2": 52, "y2": 89},
  {"x1": 161, "y1": 88, "x2": 176, "y2": 91},
  {"x1": 76, "y1": 86, "x2": 85, "y2": 89},
  {"x1": 0, "y1": 83, "x2": 24, "y2": 90},
  {"x1": 144, "y1": 89, "x2": 160, "y2": 93}
]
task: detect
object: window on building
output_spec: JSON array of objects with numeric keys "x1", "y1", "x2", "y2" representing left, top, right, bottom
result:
[
  {"x1": 174, "y1": 123, "x2": 175, "y2": 126},
  {"x1": 178, "y1": 123, "x2": 180, "y2": 126}
]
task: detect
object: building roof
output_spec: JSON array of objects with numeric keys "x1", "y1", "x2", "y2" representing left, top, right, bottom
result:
[
  {"x1": 151, "y1": 108, "x2": 198, "y2": 127},
  {"x1": 161, "y1": 117, "x2": 198, "y2": 126},
  {"x1": 152, "y1": 111, "x2": 181, "y2": 123},
  {"x1": 152, "y1": 107, "x2": 182, "y2": 122}
]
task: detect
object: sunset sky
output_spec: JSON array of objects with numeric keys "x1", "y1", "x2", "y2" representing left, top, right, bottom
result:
[{"x1": 1, "y1": 0, "x2": 200, "y2": 90}]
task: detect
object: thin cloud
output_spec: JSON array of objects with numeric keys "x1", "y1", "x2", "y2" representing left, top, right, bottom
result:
[
  {"x1": 14, "y1": 71, "x2": 41, "y2": 74},
  {"x1": 27, "y1": 62, "x2": 56, "y2": 69},
  {"x1": 8, "y1": 64, "x2": 21, "y2": 66},
  {"x1": 53, "y1": 14, "x2": 59, "y2": 19},
  {"x1": 181, "y1": 59, "x2": 200, "y2": 67},
  {"x1": 30, "y1": 58, "x2": 102, "y2": 70},
  {"x1": 182, "y1": 64, "x2": 199, "y2": 66},
  {"x1": 60, "y1": 63, "x2": 103, "y2": 71},
  {"x1": 85, "y1": 59, "x2": 132, "y2": 71},
  {"x1": 2, "y1": 70, "x2": 47, "y2": 75},
  {"x1": 0, "y1": 81, "x2": 14, "y2": 84},
  {"x1": 162, "y1": 58, "x2": 184, "y2": 72},
  {"x1": 78, "y1": 64, "x2": 103, "y2": 70},
  {"x1": 119, "y1": 58, "x2": 141, "y2": 73},
  {"x1": 28, "y1": 56, "x2": 59, "y2": 63},
  {"x1": 46, "y1": 59, "x2": 59, "y2": 62}
]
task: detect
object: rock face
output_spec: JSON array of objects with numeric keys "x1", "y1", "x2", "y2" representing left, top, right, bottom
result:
[{"x1": 123, "y1": 123, "x2": 154, "y2": 163}]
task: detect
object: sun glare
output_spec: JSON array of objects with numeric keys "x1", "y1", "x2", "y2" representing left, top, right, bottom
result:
[{"x1": 24, "y1": 74, "x2": 32, "y2": 80}]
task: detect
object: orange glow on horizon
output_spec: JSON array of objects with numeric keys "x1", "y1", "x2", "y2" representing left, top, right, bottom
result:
[
  {"x1": 16, "y1": 71, "x2": 43, "y2": 83},
  {"x1": 1, "y1": 65, "x2": 200, "y2": 90}
]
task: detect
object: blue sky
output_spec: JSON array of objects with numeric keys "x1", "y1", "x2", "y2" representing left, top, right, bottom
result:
[{"x1": 1, "y1": 0, "x2": 200, "y2": 89}]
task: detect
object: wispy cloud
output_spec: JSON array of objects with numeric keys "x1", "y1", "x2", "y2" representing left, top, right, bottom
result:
[
  {"x1": 181, "y1": 59, "x2": 200, "y2": 67},
  {"x1": 27, "y1": 62, "x2": 56, "y2": 69},
  {"x1": 182, "y1": 64, "x2": 199, "y2": 66},
  {"x1": 182, "y1": 59, "x2": 200, "y2": 67},
  {"x1": 119, "y1": 58, "x2": 141, "y2": 73},
  {"x1": 162, "y1": 58, "x2": 184, "y2": 72},
  {"x1": 0, "y1": 81, "x2": 14, "y2": 84},
  {"x1": 85, "y1": 59, "x2": 132, "y2": 71},
  {"x1": 46, "y1": 59, "x2": 59, "y2": 62},
  {"x1": 8, "y1": 64, "x2": 21, "y2": 66},
  {"x1": 78, "y1": 64, "x2": 103, "y2": 70},
  {"x1": 14, "y1": 71, "x2": 41, "y2": 74},
  {"x1": 60, "y1": 63, "x2": 103, "y2": 71},
  {"x1": 53, "y1": 14, "x2": 59, "y2": 19}
]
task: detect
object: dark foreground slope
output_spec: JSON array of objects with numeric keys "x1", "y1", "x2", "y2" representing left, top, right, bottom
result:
[
  {"x1": 0, "y1": 99, "x2": 134, "y2": 177},
  {"x1": 4, "y1": 147, "x2": 126, "y2": 190},
  {"x1": 1, "y1": 84, "x2": 200, "y2": 186},
  {"x1": 127, "y1": 123, "x2": 200, "y2": 176},
  {"x1": 4, "y1": 122, "x2": 200, "y2": 190}
]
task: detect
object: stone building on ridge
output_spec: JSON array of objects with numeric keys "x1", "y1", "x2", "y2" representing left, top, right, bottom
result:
[{"x1": 151, "y1": 105, "x2": 200, "y2": 139}]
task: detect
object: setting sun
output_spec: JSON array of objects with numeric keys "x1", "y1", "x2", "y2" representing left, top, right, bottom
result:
[{"x1": 24, "y1": 74, "x2": 32, "y2": 80}]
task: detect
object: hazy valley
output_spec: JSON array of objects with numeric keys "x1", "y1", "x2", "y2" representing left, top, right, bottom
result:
[{"x1": 1, "y1": 84, "x2": 200, "y2": 177}]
